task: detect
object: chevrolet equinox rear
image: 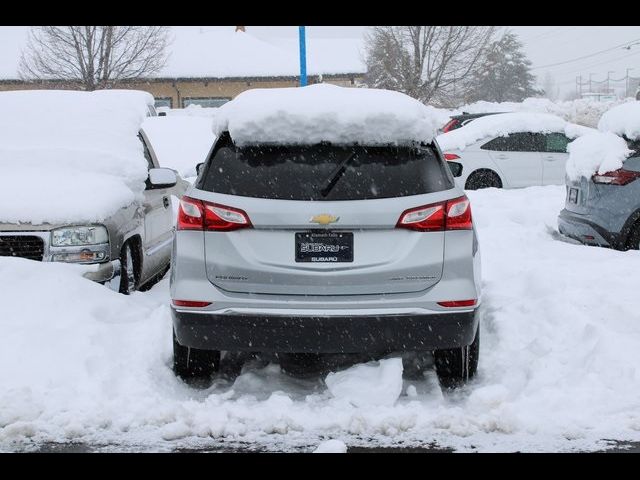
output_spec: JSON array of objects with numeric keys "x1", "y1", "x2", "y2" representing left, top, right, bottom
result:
[{"x1": 170, "y1": 85, "x2": 481, "y2": 385}]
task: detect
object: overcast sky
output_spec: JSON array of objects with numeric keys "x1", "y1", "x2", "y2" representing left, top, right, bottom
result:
[{"x1": 248, "y1": 26, "x2": 640, "y2": 98}]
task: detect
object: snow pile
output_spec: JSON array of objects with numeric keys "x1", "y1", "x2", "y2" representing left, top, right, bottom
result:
[
  {"x1": 436, "y1": 112, "x2": 593, "y2": 152},
  {"x1": 453, "y1": 97, "x2": 634, "y2": 128},
  {"x1": 213, "y1": 84, "x2": 442, "y2": 146},
  {"x1": 0, "y1": 90, "x2": 153, "y2": 224},
  {"x1": 313, "y1": 439, "x2": 347, "y2": 453},
  {"x1": 158, "y1": 105, "x2": 219, "y2": 118},
  {"x1": 142, "y1": 116, "x2": 215, "y2": 178},
  {"x1": 597, "y1": 101, "x2": 640, "y2": 140},
  {"x1": 565, "y1": 102, "x2": 640, "y2": 180},
  {"x1": 324, "y1": 358, "x2": 403, "y2": 407},
  {"x1": 3, "y1": 187, "x2": 640, "y2": 451},
  {"x1": 565, "y1": 132, "x2": 633, "y2": 181}
]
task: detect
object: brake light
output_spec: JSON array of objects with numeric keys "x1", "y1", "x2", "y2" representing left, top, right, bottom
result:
[
  {"x1": 592, "y1": 168, "x2": 640, "y2": 186},
  {"x1": 397, "y1": 195, "x2": 472, "y2": 232},
  {"x1": 438, "y1": 299, "x2": 477, "y2": 308},
  {"x1": 443, "y1": 153, "x2": 460, "y2": 161},
  {"x1": 177, "y1": 196, "x2": 252, "y2": 231},
  {"x1": 172, "y1": 300, "x2": 211, "y2": 308}
]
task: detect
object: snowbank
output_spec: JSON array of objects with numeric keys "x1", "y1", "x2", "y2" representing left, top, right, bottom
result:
[
  {"x1": 436, "y1": 112, "x2": 593, "y2": 152},
  {"x1": 0, "y1": 90, "x2": 153, "y2": 224},
  {"x1": 566, "y1": 132, "x2": 633, "y2": 181},
  {"x1": 212, "y1": 84, "x2": 441, "y2": 146},
  {"x1": 597, "y1": 101, "x2": 640, "y2": 140},
  {"x1": 313, "y1": 439, "x2": 347, "y2": 453},
  {"x1": 325, "y1": 358, "x2": 403, "y2": 407},
  {"x1": 142, "y1": 116, "x2": 215, "y2": 178},
  {"x1": 158, "y1": 104, "x2": 219, "y2": 118},
  {"x1": 3, "y1": 187, "x2": 640, "y2": 451}
]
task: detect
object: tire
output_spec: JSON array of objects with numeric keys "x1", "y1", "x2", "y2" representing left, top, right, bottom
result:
[
  {"x1": 465, "y1": 170, "x2": 502, "y2": 190},
  {"x1": 118, "y1": 242, "x2": 138, "y2": 295},
  {"x1": 434, "y1": 325, "x2": 480, "y2": 388},
  {"x1": 626, "y1": 222, "x2": 640, "y2": 250},
  {"x1": 173, "y1": 330, "x2": 220, "y2": 379}
]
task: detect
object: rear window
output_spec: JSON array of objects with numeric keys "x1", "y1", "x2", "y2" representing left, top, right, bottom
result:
[{"x1": 198, "y1": 138, "x2": 453, "y2": 201}]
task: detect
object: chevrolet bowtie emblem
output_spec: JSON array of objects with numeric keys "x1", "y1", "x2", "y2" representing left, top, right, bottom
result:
[{"x1": 310, "y1": 214, "x2": 340, "y2": 225}]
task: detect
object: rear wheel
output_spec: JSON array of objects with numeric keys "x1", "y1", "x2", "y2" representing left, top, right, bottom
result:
[
  {"x1": 173, "y1": 331, "x2": 220, "y2": 379},
  {"x1": 626, "y1": 222, "x2": 640, "y2": 250},
  {"x1": 465, "y1": 170, "x2": 502, "y2": 190},
  {"x1": 434, "y1": 326, "x2": 479, "y2": 388}
]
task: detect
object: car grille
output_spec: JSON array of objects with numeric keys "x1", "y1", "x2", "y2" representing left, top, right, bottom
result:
[{"x1": 0, "y1": 236, "x2": 45, "y2": 261}]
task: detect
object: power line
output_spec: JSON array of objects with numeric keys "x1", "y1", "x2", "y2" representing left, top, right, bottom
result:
[
  {"x1": 552, "y1": 48, "x2": 640, "y2": 77},
  {"x1": 531, "y1": 38, "x2": 640, "y2": 70}
]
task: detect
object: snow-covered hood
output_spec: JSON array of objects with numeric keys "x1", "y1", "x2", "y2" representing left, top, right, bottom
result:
[
  {"x1": 212, "y1": 84, "x2": 442, "y2": 147},
  {"x1": 0, "y1": 90, "x2": 153, "y2": 225},
  {"x1": 436, "y1": 112, "x2": 594, "y2": 152}
]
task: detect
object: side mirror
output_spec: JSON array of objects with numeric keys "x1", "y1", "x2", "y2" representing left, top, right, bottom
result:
[
  {"x1": 448, "y1": 162, "x2": 463, "y2": 178},
  {"x1": 148, "y1": 168, "x2": 178, "y2": 189},
  {"x1": 158, "y1": 111, "x2": 167, "y2": 117},
  {"x1": 196, "y1": 163, "x2": 204, "y2": 175}
]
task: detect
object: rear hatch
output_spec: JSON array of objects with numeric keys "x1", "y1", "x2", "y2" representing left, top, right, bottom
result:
[{"x1": 195, "y1": 140, "x2": 456, "y2": 296}]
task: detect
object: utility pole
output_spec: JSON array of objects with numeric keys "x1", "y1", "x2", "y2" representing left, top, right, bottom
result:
[
  {"x1": 626, "y1": 68, "x2": 634, "y2": 97},
  {"x1": 589, "y1": 73, "x2": 595, "y2": 93},
  {"x1": 299, "y1": 26, "x2": 307, "y2": 87},
  {"x1": 607, "y1": 71, "x2": 615, "y2": 94},
  {"x1": 578, "y1": 75, "x2": 582, "y2": 97}
]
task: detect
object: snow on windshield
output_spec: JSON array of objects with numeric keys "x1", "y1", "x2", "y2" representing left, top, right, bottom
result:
[
  {"x1": 0, "y1": 90, "x2": 153, "y2": 224},
  {"x1": 436, "y1": 112, "x2": 594, "y2": 152},
  {"x1": 212, "y1": 83, "x2": 443, "y2": 147}
]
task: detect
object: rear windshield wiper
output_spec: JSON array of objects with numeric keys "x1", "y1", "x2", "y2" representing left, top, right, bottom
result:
[{"x1": 319, "y1": 151, "x2": 358, "y2": 198}]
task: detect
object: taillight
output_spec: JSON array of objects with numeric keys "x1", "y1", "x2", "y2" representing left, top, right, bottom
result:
[
  {"x1": 442, "y1": 119, "x2": 459, "y2": 133},
  {"x1": 397, "y1": 195, "x2": 472, "y2": 232},
  {"x1": 443, "y1": 153, "x2": 460, "y2": 161},
  {"x1": 592, "y1": 168, "x2": 640, "y2": 186},
  {"x1": 177, "y1": 196, "x2": 252, "y2": 232}
]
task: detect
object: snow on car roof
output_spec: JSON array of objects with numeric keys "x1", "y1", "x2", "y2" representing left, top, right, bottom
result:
[
  {"x1": 0, "y1": 90, "x2": 154, "y2": 224},
  {"x1": 565, "y1": 131, "x2": 633, "y2": 181},
  {"x1": 597, "y1": 101, "x2": 640, "y2": 140},
  {"x1": 436, "y1": 112, "x2": 594, "y2": 152},
  {"x1": 212, "y1": 84, "x2": 442, "y2": 147}
]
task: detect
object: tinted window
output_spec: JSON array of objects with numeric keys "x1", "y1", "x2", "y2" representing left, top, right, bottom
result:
[
  {"x1": 544, "y1": 133, "x2": 569, "y2": 153},
  {"x1": 481, "y1": 132, "x2": 545, "y2": 152},
  {"x1": 198, "y1": 138, "x2": 453, "y2": 201},
  {"x1": 138, "y1": 134, "x2": 155, "y2": 170}
]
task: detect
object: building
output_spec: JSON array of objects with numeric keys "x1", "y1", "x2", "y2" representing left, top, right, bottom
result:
[{"x1": 0, "y1": 26, "x2": 367, "y2": 108}]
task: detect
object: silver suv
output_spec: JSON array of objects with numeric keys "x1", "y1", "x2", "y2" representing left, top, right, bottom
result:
[
  {"x1": 170, "y1": 132, "x2": 482, "y2": 384},
  {"x1": 0, "y1": 129, "x2": 180, "y2": 294}
]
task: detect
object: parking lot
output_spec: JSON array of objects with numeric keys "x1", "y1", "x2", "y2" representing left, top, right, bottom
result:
[{"x1": 2, "y1": 184, "x2": 639, "y2": 453}]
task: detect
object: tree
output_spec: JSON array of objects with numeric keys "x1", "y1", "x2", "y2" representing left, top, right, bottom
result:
[
  {"x1": 19, "y1": 26, "x2": 171, "y2": 90},
  {"x1": 466, "y1": 31, "x2": 542, "y2": 103},
  {"x1": 364, "y1": 26, "x2": 495, "y2": 107},
  {"x1": 541, "y1": 72, "x2": 559, "y2": 101}
]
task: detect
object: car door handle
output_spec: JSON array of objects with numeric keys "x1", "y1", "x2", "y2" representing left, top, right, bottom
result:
[
  {"x1": 494, "y1": 154, "x2": 508, "y2": 160},
  {"x1": 163, "y1": 196, "x2": 170, "y2": 209},
  {"x1": 542, "y1": 156, "x2": 556, "y2": 161}
]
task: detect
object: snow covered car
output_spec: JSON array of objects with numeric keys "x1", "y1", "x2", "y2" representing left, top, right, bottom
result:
[
  {"x1": 436, "y1": 112, "x2": 594, "y2": 190},
  {"x1": 0, "y1": 90, "x2": 182, "y2": 294},
  {"x1": 170, "y1": 84, "x2": 482, "y2": 385},
  {"x1": 440, "y1": 111, "x2": 507, "y2": 133},
  {"x1": 559, "y1": 102, "x2": 640, "y2": 250}
]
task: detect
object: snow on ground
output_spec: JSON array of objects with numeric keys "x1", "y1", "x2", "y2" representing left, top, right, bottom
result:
[
  {"x1": 142, "y1": 116, "x2": 215, "y2": 178},
  {"x1": 436, "y1": 112, "x2": 594, "y2": 152},
  {"x1": 2, "y1": 186, "x2": 640, "y2": 452},
  {"x1": 0, "y1": 90, "x2": 153, "y2": 225},
  {"x1": 213, "y1": 84, "x2": 442, "y2": 146}
]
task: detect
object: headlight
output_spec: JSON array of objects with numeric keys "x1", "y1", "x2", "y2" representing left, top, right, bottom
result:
[{"x1": 51, "y1": 226, "x2": 109, "y2": 247}]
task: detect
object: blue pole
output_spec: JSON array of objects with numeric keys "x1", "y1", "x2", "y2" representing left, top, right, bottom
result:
[{"x1": 299, "y1": 26, "x2": 307, "y2": 87}]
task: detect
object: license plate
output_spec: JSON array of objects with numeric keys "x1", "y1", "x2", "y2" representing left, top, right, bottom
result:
[
  {"x1": 568, "y1": 187, "x2": 579, "y2": 204},
  {"x1": 295, "y1": 231, "x2": 353, "y2": 263}
]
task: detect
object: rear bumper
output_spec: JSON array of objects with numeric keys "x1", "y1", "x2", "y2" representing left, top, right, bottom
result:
[
  {"x1": 558, "y1": 209, "x2": 621, "y2": 248},
  {"x1": 172, "y1": 308, "x2": 479, "y2": 353}
]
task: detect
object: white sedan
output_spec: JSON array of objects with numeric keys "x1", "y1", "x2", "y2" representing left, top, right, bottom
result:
[{"x1": 436, "y1": 112, "x2": 594, "y2": 190}]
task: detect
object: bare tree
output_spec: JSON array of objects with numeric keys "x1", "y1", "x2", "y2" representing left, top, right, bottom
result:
[
  {"x1": 364, "y1": 26, "x2": 495, "y2": 107},
  {"x1": 19, "y1": 26, "x2": 171, "y2": 90}
]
